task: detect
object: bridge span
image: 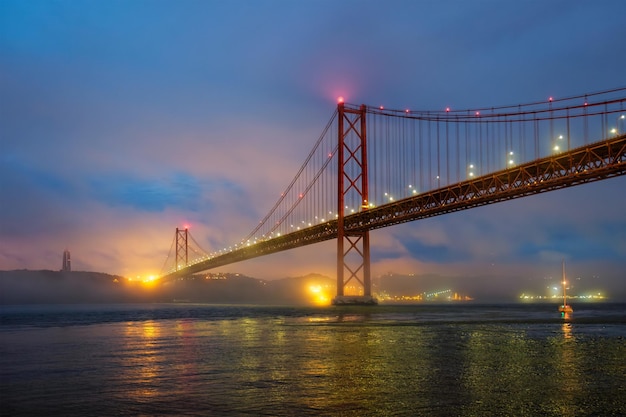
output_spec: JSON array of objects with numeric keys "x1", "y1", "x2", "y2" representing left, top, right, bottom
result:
[
  {"x1": 159, "y1": 88, "x2": 626, "y2": 304},
  {"x1": 161, "y1": 134, "x2": 625, "y2": 281}
]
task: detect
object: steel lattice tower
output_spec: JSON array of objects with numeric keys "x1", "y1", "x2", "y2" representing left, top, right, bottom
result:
[
  {"x1": 334, "y1": 103, "x2": 376, "y2": 305},
  {"x1": 175, "y1": 227, "x2": 188, "y2": 271}
]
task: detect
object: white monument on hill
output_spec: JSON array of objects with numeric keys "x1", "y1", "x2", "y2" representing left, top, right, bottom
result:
[{"x1": 62, "y1": 249, "x2": 71, "y2": 271}]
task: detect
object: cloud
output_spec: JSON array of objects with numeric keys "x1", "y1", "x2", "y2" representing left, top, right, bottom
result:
[
  {"x1": 0, "y1": 0, "x2": 624, "y2": 299},
  {"x1": 88, "y1": 172, "x2": 208, "y2": 212}
]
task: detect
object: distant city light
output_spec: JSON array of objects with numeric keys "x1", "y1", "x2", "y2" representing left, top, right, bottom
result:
[
  {"x1": 308, "y1": 284, "x2": 330, "y2": 305},
  {"x1": 519, "y1": 292, "x2": 606, "y2": 301}
]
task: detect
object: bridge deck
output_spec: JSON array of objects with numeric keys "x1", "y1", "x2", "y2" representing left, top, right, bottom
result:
[{"x1": 161, "y1": 134, "x2": 626, "y2": 281}]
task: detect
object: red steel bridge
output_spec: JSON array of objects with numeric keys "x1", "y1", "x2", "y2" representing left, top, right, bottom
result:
[{"x1": 160, "y1": 87, "x2": 626, "y2": 304}]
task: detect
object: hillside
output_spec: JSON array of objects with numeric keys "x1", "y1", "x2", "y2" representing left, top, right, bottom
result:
[{"x1": 0, "y1": 270, "x2": 335, "y2": 306}]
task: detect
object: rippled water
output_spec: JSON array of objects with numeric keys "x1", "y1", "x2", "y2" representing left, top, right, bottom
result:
[{"x1": 1, "y1": 303, "x2": 625, "y2": 416}]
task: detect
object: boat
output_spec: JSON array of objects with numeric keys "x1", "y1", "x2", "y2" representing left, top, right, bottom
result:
[{"x1": 558, "y1": 260, "x2": 573, "y2": 314}]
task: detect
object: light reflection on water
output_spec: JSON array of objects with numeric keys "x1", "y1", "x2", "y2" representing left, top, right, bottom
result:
[{"x1": 1, "y1": 303, "x2": 625, "y2": 416}]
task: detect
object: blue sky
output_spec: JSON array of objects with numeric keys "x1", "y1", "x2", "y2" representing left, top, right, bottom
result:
[{"x1": 1, "y1": 0, "x2": 625, "y2": 296}]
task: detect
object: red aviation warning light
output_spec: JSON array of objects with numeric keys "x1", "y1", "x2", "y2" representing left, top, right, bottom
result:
[{"x1": 337, "y1": 96, "x2": 345, "y2": 104}]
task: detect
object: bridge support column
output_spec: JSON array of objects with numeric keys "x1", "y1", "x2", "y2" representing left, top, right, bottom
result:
[
  {"x1": 175, "y1": 227, "x2": 188, "y2": 271},
  {"x1": 333, "y1": 103, "x2": 377, "y2": 306}
]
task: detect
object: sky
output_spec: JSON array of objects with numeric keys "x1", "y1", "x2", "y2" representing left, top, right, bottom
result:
[{"x1": 1, "y1": 0, "x2": 625, "y2": 297}]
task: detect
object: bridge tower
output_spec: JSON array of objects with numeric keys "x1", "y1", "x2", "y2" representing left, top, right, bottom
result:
[
  {"x1": 175, "y1": 227, "x2": 188, "y2": 271},
  {"x1": 333, "y1": 103, "x2": 376, "y2": 305}
]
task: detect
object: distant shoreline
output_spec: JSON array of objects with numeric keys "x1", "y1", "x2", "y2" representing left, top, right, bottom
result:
[{"x1": 1, "y1": 269, "x2": 621, "y2": 305}]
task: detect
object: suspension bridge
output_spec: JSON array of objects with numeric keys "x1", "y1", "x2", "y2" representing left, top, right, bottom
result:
[{"x1": 160, "y1": 87, "x2": 626, "y2": 304}]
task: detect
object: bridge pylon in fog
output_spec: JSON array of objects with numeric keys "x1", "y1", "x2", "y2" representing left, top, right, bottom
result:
[
  {"x1": 175, "y1": 227, "x2": 189, "y2": 271},
  {"x1": 333, "y1": 102, "x2": 376, "y2": 305}
]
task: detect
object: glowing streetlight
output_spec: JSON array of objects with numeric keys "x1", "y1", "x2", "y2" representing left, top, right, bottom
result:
[
  {"x1": 553, "y1": 134, "x2": 564, "y2": 153},
  {"x1": 507, "y1": 151, "x2": 515, "y2": 166}
]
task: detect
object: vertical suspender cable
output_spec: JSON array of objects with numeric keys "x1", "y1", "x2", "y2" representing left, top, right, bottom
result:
[
  {"x1": 455, "y1": 116, "x2": 460, "y2": 182},
  {"x1": 549, "y1": 100, "x2": 554, "y2": 153},
  {"x1": 445, "y1": 118, "x2": 449, "y2": 185},
  {"x1": 426, "y1": 117, "x2": 433, "y2": 190},
  {"x1": 436, "y1": 116, "x2": 441, "y2": 188},
  {"x1": 478, "y1": 116, "x2": 483, "y2": 176},
  {"x1": 371, "y1": 112, "x2": 376, "y2": 206},
  {"x1": 598, "y1": 103, "x2": 609, "y2": 145},
  {"x1": 465, "y1": 112, "x2": 469, "y2": 178},
  {"x1": 566, "y1": 107, "x2": 571, "y2": 152},
  {"x1": 583, "y1": 96, "x2": 589, "y2": 143},
  {"x1": 419, "y1": 118, "x2": 424, "y2": 193},
  {"x1": 411, "y1": 113, "x2": 416, "y2": 191},
  {"x1": 402, "y1": 114, "x2": 407, "y2": 196},
  {"x1": 534, "y1": 113, "x2": 539, "y2": 159},
  {"x1": 519, "y1": 105, "x2": 525, "y2": 164},
  {"x1": 385, "y1": 111, "x2": 391, "y2": 197}
]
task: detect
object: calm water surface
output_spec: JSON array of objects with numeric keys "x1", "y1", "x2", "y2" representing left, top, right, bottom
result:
[{"x1": 1, "y1": 303, "x2": 625, "y2": 416}]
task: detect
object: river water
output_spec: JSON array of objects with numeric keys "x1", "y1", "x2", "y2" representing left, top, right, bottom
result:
[{"x1": 1, "y1": 303, "x2": 625, "y2": 416}]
